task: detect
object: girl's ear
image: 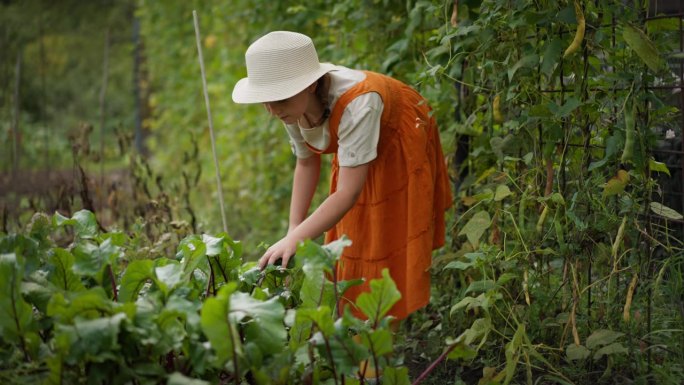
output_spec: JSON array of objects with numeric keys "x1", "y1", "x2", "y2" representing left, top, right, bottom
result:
[{"x1": 307, "y1": 81, "x2": 318, "y2": 94}]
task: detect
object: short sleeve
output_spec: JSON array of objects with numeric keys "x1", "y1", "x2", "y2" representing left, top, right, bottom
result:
[
  {"x1": 337, "y1": 92, "x2": 383, "y2": 167},
  {"x1": 284, "y1": 123, "x2": 315, "y2": 159}
]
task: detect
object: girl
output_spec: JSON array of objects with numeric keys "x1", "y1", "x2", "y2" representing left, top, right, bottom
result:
[{"x1": 232, "y1": 31, "x2": 452, "y2": 320}]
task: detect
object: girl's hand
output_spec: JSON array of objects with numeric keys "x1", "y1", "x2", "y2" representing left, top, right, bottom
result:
[{"x1": 258, "y1": 235, "x2": 300, "y2": 270}]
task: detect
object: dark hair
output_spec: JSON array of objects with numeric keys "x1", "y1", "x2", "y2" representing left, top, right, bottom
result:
[{"x1": 315, "y1": 74, "x2": 330, "y2": 107}]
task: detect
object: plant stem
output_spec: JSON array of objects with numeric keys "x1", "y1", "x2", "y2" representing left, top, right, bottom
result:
[
  {"x1": 323, "y1": 335, "x2": 339, "y2": 385},
  {"x1": 214, "y1": 255, "x2": 228, "y2": 282},
  {"x1": 225, "y1": 321, "x2": 240, "y2": 385},
  {"x1": 411, "y1": 342, "x2": 459, "y2": 385}
]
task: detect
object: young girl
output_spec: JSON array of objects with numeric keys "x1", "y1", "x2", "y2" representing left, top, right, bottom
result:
[{"x1": 232, "y1": 31, "x2": 452, "y2": 320}]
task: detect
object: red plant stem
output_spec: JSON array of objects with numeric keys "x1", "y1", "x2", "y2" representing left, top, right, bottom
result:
[
  {"x1": 323, "y1": 335, "x2": 340, "y2": 385},
  {"x1": 225, "y1": 321, "x2": 240, "y2": 385},
  {"x1": 213, "y1": 255, "x2": 228, "y2": 282},
  {"x1": 411, "y1": 343, "x2": 458, "y2": 385}
]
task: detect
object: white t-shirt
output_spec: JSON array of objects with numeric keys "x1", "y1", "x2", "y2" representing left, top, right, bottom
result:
[{"x1": 284, "y1": 66, "x2": 383, "y2": 167}]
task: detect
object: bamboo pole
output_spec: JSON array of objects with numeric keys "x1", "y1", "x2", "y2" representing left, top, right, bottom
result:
[
  {"x1": 192, "y1": 10, "x2": 229, "y2": 234},
  {"x1": 99, "y1": 28, "x2": 110, "y2": 191},
  {"x1": 12, "y1": 51, "x2": 21, "y2": 179}
]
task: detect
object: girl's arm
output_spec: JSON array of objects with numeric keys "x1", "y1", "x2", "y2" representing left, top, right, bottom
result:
[
  {"x1": 288, "y1": 155, "x2": 321, "y2": 233},
  {"x1": 258, "y1": 163, "x2": 369, "y2": 269}
]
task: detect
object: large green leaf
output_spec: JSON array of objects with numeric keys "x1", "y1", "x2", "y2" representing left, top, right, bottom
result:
[
  {"x1": 446, "y1": 341, "x2": 478, "y2": 360},
  {"x1": 202, "y1": 234, "x2": 226, "y2": 257},
  {"x1": 230, "y1": 292, "x2": 286, "y2": 356},
  {"x1": 451, "y1": 292, "x2": 502, "y2": 315},
  {"x1": 508, "y1": 54, "x2": 539, "y2": 81},
  {"x1": 300, "y1": 263, "x2": 335, "y2": 309},
  {"x1": 586, "y1": 329, "x2": 624, "y2": 349},
  {"x1": 355, "y1": 269, "x2": 401, "y2": 323},
  {"x1": 200, "y1": 282, "x2": 241, "y2": 366},
  {"x1": 358, "y1": 328, "x2": 394, "y2": 357},
  {"x1": 494, "y1": 184, "x2": 513, "y2": 201},
  {"x1": 623, "y1": 24, "x2": 665, "y2": 72},
  {"x1": 178, "y1": 236, "x2": 208, "y2": 278},
  {"x1": 72, "y1": 238, "x2": 120, "y2": 278},
  {"x1": 54, "y1": 313, "x2": 127, "y2": 365},
  {"x1": 465, "y1": 279, "x2": 497, "y2": 294},
  {"x1": 119, "y1": 259, "x2": 155, "y2": 302},
  {"x1": 541, "y1": 37, "x2": 562, "y2": 77},
  {"x1": 310, "y1": 320, "x2": 366, "y2": 376},
  {"x1": 649, "y1": 159, "x2": 671, "y2": 176},
  {"x1": 47, "y1": 287, "x2": 113, "y2": 323},
  {"x1": 456, "y1": 317, "x2": 491, "y2": 351},
  {"x1": 649, "y1": 202, "x2": 683, "y2": 220},
  {"x1": 458, "y1": 210, "x2": 491, "y2": 248},
  {"x1": 0, "y1": 253, "x2": 34, "y2": 344},
  {"x1": 548, "y1": 97, "x2": 581, "y2": 118},
  {"x1": 383, "y1": 366, "x2": 411, "y2": 385},
  {"x1": 296, "y1": 306, "x2": 335, "y2": 337},
  {"x1": 566, "y1": 344, "x2": 590, "y2": 361},
  {"x1": 54, "y1": 210, "x2": 98, "y2": 239},
  {"x1": 49, "y1": 248, "x2": 85, "y2": 292},
  {"x1": 155, "y1": 260, "x2": 183, "y2": 296},
  {"x1": 296, "y1": 239, "x2": 335, "y2": 273},
  {"x1": 593, "y1": 342, "x2": 628, "y2": 360}
]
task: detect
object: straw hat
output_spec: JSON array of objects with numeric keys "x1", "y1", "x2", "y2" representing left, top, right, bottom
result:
[{"x1": 232, "y1": 31, "x2": 336, "y2": 104}]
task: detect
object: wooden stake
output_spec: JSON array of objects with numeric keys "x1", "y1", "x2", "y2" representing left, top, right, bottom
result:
[{"x1": 192, "y1": 10, "x2": 229, "y2": 234}]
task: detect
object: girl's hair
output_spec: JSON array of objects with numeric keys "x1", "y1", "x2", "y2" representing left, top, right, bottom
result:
[
  {"x1": 312, "y1": 74, "x2": 331, "y2": 124},
  {"x1": 315, "y1": 74, "x2": 330, "y2": 108}
]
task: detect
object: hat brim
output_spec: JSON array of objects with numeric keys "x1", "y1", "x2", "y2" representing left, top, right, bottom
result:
[{"x1": 232, "y1": 63, "x2": 337, "y2": 104}]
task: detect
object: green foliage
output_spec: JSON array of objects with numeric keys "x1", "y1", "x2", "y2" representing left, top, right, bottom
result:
[
  {"x1": 422, "y1": 0, "x2": 684, "y2": 383},
  {"x1": 4, "y1": 0, "x2": 684, "y2": 383},
  {"x1": 0, "y1": 210, "x2": 408, "y2": 384},
  {"x1": 0, "y1": 0, "x2": 134, "y2": 171}
]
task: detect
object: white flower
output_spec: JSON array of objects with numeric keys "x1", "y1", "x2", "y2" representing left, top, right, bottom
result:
[{"x1": 666, "y1": 129, "x2": 676, "y2": 140}]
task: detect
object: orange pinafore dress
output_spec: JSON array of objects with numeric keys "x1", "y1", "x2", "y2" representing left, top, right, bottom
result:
[{"x1": 307, "y1": 71, "x2": 452, "y2": 320}]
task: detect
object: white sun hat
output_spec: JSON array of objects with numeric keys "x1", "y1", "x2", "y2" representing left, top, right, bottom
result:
[{"x1": 232, "y1": 31, "x2": 336, "y2": 104}]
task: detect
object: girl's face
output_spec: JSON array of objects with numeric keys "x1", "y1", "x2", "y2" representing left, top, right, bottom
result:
[{"x1": 262, "y1": 84, "x2": 314, "y2": 125}]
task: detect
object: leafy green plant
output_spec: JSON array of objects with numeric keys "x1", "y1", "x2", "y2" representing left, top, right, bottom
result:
[{"x1": 0, "y1": 210, "x2": 420, "y2": 384}]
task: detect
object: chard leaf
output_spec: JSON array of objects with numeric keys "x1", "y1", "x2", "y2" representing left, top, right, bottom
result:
[
  {"x1": 310, "y1": 320, "x2": 366, "y2": 376},
  {"x1": 54, "y1": 210, "x2": 98, "y2": 239},
  {"x1": 358, "y1": 328, "x2": 394, "y2": 357},
  {"x1": 200, "y1": 282, "x2": 241, "y2": 366},
  {"x1": 72, "y1": 238, "x2": 120, "y2": 278},
  {"x1": 0, "y1": 253, "x2": 34, "y2": 343},
  {"x1": 155, "y1": 261, "x2": 183, "y2": 295},
  {"x1": 54, "y1": 313, "x2": 127, "y2": 365},
  {"x1": 119, "y1": 259, "x2": 155, "y2": 302},
  {"x1": 49, "y1": 248, "x2": 85, "y2": 292},
  {"x1": 230, "y1": 292, "x2": 286, "y2": 355},
  {"x1": 47, "y1": 287, "x2": 113, "y2": 323},
  {"x1": 382, "y1": 366, "x2": 411, "y2": 385},
  {"x1": 356, "y1": 269, "x2": 401, "y2": 324}
]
